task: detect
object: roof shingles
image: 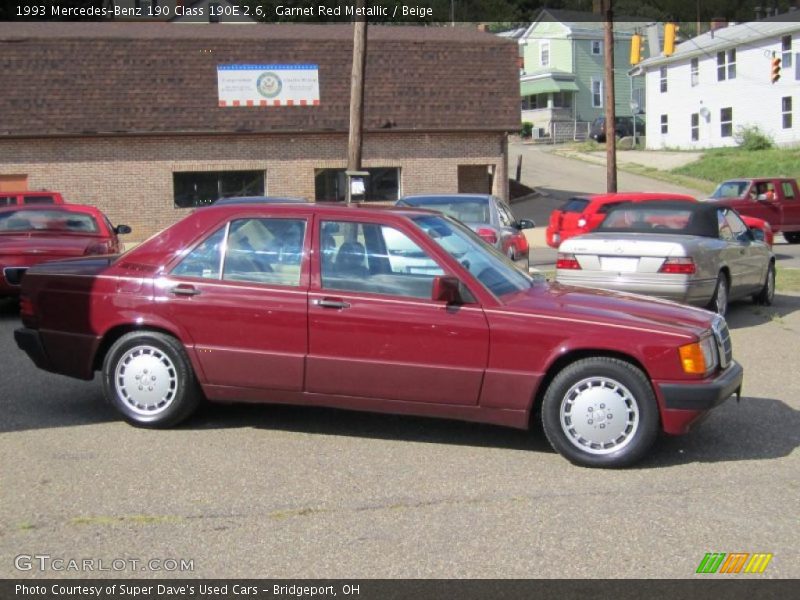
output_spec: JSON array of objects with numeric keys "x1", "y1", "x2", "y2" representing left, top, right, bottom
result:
[{"x1": 0, "y1": 23, "x2": 520, "y2": 137}]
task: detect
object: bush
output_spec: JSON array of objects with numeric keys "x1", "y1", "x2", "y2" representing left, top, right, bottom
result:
[
  {"x1": 735, "y1": 125, "x2": 774, "y2": 151},
  {"x1": 520, "y1": 121, "x2": 534, "y2": 138}
]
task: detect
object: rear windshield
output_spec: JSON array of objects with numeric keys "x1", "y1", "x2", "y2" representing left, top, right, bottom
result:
[
  {"x1": 23, "y1": 195, "x2": 56, "y2": 205},
  {"x1": 401, "y1": 198, "x2": 490, "y2": 224},
  {"x1": 559, "y1": 197, "x2": 590, "y2": 213},
  {"x1": 598, "y1": 205, "x2": 716, "y2": 237},
  {"x1": 0, "y1": 209, "x2": 99, "y2": 234}
]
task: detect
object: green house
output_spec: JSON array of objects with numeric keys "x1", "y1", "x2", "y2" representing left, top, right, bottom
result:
[{"x1": 516, "y1": 9, "x2": 649, "y2": 139}]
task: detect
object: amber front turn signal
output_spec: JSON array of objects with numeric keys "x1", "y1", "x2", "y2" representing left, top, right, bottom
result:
[{"x1": 679, "y1": 336, "x2": 717, "y2": 375}]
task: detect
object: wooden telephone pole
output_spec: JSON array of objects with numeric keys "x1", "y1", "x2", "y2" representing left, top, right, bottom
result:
[
  {"x1": 345, "y1": 1, "x2": 368, "y2": 204},
  {"x1": 603, "y1": 0, "x2": 618, "y2": 193}
]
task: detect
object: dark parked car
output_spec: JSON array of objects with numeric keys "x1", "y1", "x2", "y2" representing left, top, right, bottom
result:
[
  {"x1": 590, "y1": 116, "x2": 645, "y2": 142},
  {"x1": 15, "y1": 203, "x2": 742, "y2": 468},
  {"x1": 396, "y1": 194, "x2": 534, "y2": 271}
]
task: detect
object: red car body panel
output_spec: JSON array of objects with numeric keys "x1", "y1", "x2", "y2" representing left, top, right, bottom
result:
[
  {"x1": 0, "y1": 204, "x2": 125, "y2": 295},
  {"x1": 17, "y1": 204, "x2": 740, "y2": 437},
  {"x1": 546, "y1": 192, "x2": 773, "y2": 247}
]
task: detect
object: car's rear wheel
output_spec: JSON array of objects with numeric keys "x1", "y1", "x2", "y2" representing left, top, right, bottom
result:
[
  {"x1": 753, "y1": 262, "x2": 775, "y2": 306},
  {"x1": 784, "y1": 232, "x2": 800, "y2": 244},
  {"x1": 708, "y1": 272, "x2": 729, "y2": 316},
  {"x1": 102, "y1": 331, "x2": 201, "y2": 428},
  {"x1": 540, "y1": 357, "x2": 659, "y2": 468}
]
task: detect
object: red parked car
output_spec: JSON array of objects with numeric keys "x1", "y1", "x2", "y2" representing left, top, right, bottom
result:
[
  {"x1": 0, "y1": 204, "x2": 131, "y2": 296},
  {"x1": 547, "y1": 192, "x2": 774, "y2": 248},
  {"x1": 0, "y1": 190, "x2": 67, "y2": 206},
  {"x1": 15, "y1": 203, "x2": 742, "y2": 468}
]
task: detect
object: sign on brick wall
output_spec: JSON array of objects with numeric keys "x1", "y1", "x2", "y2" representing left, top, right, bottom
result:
[{"x1": 217, "y1": 64, "x2": 320, "y2": 107}]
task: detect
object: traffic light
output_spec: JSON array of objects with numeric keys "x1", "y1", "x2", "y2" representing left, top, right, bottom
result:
[
  {"x1": 630, "y1": 33, "x2": 642, "y2": 65},
  {"x1": 771, "y1": 56, "x2": 781, "y2": 83},
  {"x1": 664, "y1": 23, "x2": 677, "y2": 56}
]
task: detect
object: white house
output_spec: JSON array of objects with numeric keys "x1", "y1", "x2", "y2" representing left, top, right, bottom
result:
[{"x1": 631, "y1": 16, "x2": 800, "y2": 149}]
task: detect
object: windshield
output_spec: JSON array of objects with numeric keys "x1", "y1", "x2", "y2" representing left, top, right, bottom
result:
[
  {"x1": 402, "y1": 198, "x2": 490, "y2": 224},
  {"x1": 0, "y1": 209, "x2": 99, "y2": 234},
  {"x1": 412, "y1": 214, "x2": 532, "y2": 297},
  {"x1": 710, "y1": 181, "x2": 748, "y2": 199}
]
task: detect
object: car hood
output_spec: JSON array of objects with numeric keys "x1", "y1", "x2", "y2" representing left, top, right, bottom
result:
[
  {"x1": 0, "y1": 234, "x2": 99, "y2": 257},
  {"x1": 500, "y1": 281, "x2": 714, "y2": 339}
]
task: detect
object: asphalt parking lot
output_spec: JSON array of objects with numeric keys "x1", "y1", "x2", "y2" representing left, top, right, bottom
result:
[{"x1": 0, "y1": 287, "x2": 798, "y2": 579}]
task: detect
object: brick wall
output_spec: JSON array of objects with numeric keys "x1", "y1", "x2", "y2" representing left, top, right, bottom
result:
[{"x1": 0, "y1": 131, "x2": 507, "y2": 240}]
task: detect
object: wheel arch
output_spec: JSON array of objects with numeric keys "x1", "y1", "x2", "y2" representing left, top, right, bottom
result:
[
  {"x1": 92, "y1": 322, "x2": 185, "y2": 373},
  {"x1": 529, "y1": 348, "x2": 655, "y2": 429}
]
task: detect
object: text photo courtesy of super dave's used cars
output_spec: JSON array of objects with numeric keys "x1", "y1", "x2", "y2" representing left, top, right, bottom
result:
[{"x1": 13, "y1": 201, "x2": 745, "y2": 469}]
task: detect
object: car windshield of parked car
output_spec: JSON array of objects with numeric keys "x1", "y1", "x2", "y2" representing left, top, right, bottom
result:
[
  {"x1": 598, "y1": 204, "x2": 718, "y2": 237},
  {"x1": 0, "y1": 209, "x2": 99, "y2": 234},
  {"x1": 710, "y1": 181, "x2": 748, "y2": 199},
  {"x1": 402, "y1": 198, "x2": 490, "y2": 224},
  {"x1": 413, "y1": 214, "x2": 532, "y2": 297}
]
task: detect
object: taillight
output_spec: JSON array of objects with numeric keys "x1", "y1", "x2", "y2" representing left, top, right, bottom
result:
[
  {"x1": 476, "y1": 227, "x2": 498, "y2": 245},
  {"x1": 516, "y1": 233, "x2": 529, "y2": 253},
  {"x1": 20, "y1": 293, "x2": 38, "y2": 328},
  {"x1": 659, "y1": 257, "x2": 696, "y2": 274},
  {"x1": 556, "y1": 253, "x2": 581, "y2": 270},
  {"x1": 84, "y1": 242, "x2": 109, "y2": 255}
]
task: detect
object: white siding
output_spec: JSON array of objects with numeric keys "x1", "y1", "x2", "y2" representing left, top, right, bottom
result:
[{"x1": 643, "y1": 34, "x2": 798, "y2": 149}]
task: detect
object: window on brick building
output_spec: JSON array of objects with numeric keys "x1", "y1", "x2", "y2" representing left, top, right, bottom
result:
[
  {"x1": 314, "y1": 168, "x2": 399, "y2": 202},
  {"x1": 173, "y1": 170, "x2": 265, "y2": 208}
]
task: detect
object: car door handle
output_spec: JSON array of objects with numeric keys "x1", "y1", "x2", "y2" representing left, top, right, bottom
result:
[
  {"x1": 170, "y1": 285, "x2": 202, "y2": 297},
  {"x1": 315, "y1": 298, "x2": 350, "y2": 309}
]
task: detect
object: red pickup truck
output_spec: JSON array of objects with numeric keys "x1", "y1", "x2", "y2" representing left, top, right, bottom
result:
[{"x1": 705, "y1": 178, "x2": 800, "y2": 243}]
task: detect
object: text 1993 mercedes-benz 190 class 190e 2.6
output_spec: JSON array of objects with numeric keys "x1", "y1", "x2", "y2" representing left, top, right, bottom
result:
[{"x1": 15, "y1": 203, "x2": 743, "y2": 468}]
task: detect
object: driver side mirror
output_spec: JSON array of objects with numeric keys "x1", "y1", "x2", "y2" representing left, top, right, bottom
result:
[
  {"x1": 432, "y1": 275, "x2": 463, "y2": 305},
  {"x1": 114, "y1": 224, "x2": 132, "y2": 235},
  {"x1": 516, "y1": 219, "x2": 536, "y2": 230}
]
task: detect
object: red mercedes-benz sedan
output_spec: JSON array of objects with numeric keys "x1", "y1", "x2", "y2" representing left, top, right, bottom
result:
[
  {"x1": 15, "y1": 203, "x2": 742, "y2": 468},
  {"x1": 0, "y1": 204, "x2": 131, "y2": 296}
]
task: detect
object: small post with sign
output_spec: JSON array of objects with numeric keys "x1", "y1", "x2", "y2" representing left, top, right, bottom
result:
[{"x1": 345, "y1": 170, "x2": 369, "y2": 204}]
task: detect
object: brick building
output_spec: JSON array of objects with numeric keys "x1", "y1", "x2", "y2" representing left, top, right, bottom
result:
[{"x1": 0, "y1": 23, "x2": 519, "y2": 239}]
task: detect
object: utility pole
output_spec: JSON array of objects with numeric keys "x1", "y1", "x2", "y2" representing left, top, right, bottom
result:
[
  {"x1": 345, "y1": 1, "x2": 368, "y2": 205},
  {"x1": 603, "y1": 0, "x2": 617, "y2": 193}
]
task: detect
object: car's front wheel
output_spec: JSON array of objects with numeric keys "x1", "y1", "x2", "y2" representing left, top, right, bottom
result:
[
  {"x1": 102, "y1": 331, "x2": 202, "y2": 428},
  {"x1": 540, "y1": 357, "x2": 659, "y2": 468}
]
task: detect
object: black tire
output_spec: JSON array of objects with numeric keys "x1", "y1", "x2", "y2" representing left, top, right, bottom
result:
[
  {"x1": 707, "y1": 272, "x2": 729, "y2": 316},
  {"x1": 102, "y1": 331, "x2": 202, "y2": 428},
  {"x1": 540, "y1": 357, "x2": 660, "y2": 468},
  {"x1": 753, "y1": 261, "x2": 776, "y2": 306},
  {"x1": 784, "y1": 232, "x2": 800, "y2": 244}
]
